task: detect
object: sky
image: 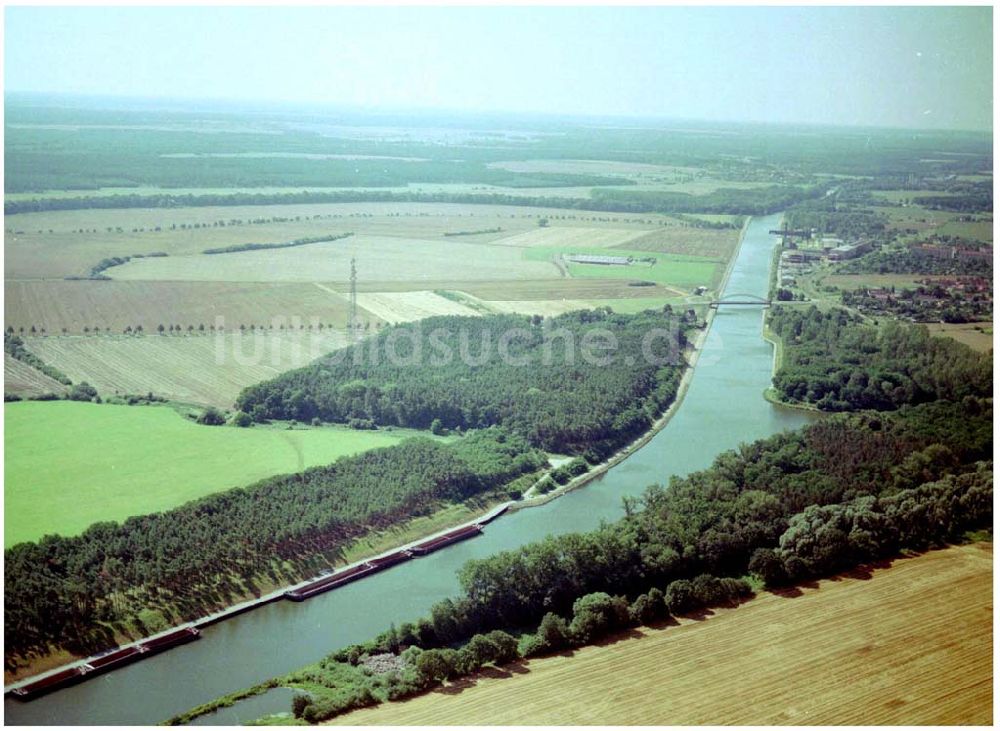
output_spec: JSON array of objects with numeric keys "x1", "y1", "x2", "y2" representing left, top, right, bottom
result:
[{"x1": 4, "y1": 5, "x2": 994, "y2": 130}]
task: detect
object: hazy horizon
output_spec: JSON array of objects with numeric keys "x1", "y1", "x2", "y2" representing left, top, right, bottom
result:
[{"x1": 5, "y1": 6, "x2": 994, "y2": 131}]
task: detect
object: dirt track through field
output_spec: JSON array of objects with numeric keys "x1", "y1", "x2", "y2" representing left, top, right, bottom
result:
[{"x1": 329, "y1": 543, "x2": 993, "y2": 726}]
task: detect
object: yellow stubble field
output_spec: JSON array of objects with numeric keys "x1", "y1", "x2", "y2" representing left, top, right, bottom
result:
[{"x1": 329, "y1": 543, "x2": 992, "y2": 726}]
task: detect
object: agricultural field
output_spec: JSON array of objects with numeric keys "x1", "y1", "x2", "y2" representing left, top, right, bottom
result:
[
  {"x1": 524, "y1": 245, "x2": 720, "y2": 290},
  {"x1": 329, "y1": 543, "x2": 993, "y2": 726},
  {"x1": 4, "y1": 400, "x2": 412, "y2": 546},
  {"x1": 3, "y1": 354, "x2": 67, "y2": 397},
  {"x1": 109, "y1": 234, "x2": 561, "y2": 282},
  {"x1": 4, "y1": 201, "x2": 726, "y2": 279},
  {"x1": 864, "y1": 197, "x2": 992, "y2": 243},
  {"x1": 937, "y1": 217, "x2": 994, "y2": 243},
  {"x1": 456, "y1": 278, "x2": 678, "y2": 301},
  {"x1": 486, "y1": 159, "x2": 686, "y2": 176},
  {"x1": 876, "y1": 204, "x2": 964, "y2": 235},
  {"x1": 482, "y1": 296, "x2": 684, "y2": 317},
  {"x1": 24, "y1": 331, "x2": 348, "y2": 407},
  {"x1": 488, "y1": 226, "x2": 648, "y2": 249},
  {"x1": 355, "y1": 291, "x2": 480, "y2": 324},
  {"x1": 5, "y1": 280, "x2": 366, "y2": 335},
  {"x1": 926, "y1": 322, "x2": 994, "y2": 352},
  {"x1": 4, "y1": 200, "x2": 666, "y2": 239},
  {"x1": 620, "y1": 226, "x2": 741, "y2": 259},
  {"x1": 870, "y1": 189, "x2": 963, "y2": 204},
  {"x1": 6, "y1": 202, "x2": 729, "y2": 406}
]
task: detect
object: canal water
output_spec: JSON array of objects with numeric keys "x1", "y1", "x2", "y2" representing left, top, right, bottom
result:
[{"x1": 6, "y1": 213, "x2": 814, "y2": 725}]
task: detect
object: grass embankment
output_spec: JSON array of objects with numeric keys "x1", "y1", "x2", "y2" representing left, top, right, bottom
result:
[
  {"x1": 3, "y1": 401, "x2": 410, "y2": 546},
  {"x1": 328, "y1": 543, "x2": 993, "y2": 726}
]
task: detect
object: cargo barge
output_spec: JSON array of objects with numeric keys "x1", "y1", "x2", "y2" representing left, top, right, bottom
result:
[
  {"x1": 9, "y1": 667, "x2": 87, "y2": 699},
  {"x1": 139, "y1": 627, "x2": 200, "y2": 656},
  {"x1": 284, "y1": 546, "x2": 420, "y2": 601},
  {"x1": 408, "y1": 524, "x2": 482, "y2": 555},
  {"x1": 10, "y1": 628, "x2": 200, "y2": 700},
  {"x1": 85, "y1": 645, "x2": 143, "y2": 671},
  {"x1": 285, "y1": 523, "x2": 484, "y2": 601}
]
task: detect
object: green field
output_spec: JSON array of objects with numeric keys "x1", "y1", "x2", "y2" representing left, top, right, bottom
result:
[
  {"x1": 4, "y1": 401, "x2": 411, "y2": 546},
  {"x1": 524, "y1": 245, "x2": 721, "y2": 290}
]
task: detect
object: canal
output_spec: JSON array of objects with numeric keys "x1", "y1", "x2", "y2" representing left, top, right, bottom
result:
[{"x1": 6, "y1": 212, "x2": 815, "y2": 725}]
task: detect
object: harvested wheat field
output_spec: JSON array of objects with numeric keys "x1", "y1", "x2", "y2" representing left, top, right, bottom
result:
[
  {"x1": 489, "y1": 226, "x2": 649, "y2": 249},
  {"x1": 26, "y1": 331, "x2": 348, "y2": 407},
  {"x1": 3, "y1": 354, "x2": 67, "y2": 397},
  {"x1": 620, "y1": 226, "x2": 741, "y2": 259},
  {"x1": 329, "y1": 543, "x2": 993, "y2": 726},
  {"x1": 109, "y1": 234, "x2": 560, "y2": 282},
  {"x1": 355, "y1": 291, "x2": 480, "y2": 324},
  {"x1": 5, "y1": 279, "x2": 364, "y2": 335}
]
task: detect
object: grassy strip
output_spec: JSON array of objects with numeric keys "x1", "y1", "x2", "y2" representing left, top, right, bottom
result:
[{"x1": 163, "y1": 679, "x2": 280, "y2": 725}]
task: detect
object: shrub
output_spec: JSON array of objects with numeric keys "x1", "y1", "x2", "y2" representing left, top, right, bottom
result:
[
  {"x1": 568, "y1": 592, "x2": 630, "y2": 644},
  {"x1": 518, "y1": 633, "x2": 547, "y2": 658},
  {"x1": 197, "y1": 407, "x2": 226, "y2": 426},
  {"x1": 748, "y1": 548, "x2": 788, "y2": 587},
  {"x1": 538, "y1": 477, "x2": 557, "y2": 494},
  {"x1": 664, "y1": 579, "x2": 696, "y2": 615},
  {"x1": 551, "y1": 466, "x2": 573, "y2": 485},
  {"x1": 628, "y1": 589, "x2": 667, "y2": 625},
  {"x1": 531, "y1": 612, "x2": 570, "y2": 655},
  {"x1": 413, "y1": 648, "x2": 455, "y2": 685},
  {"x1": 67, "y1": 381, "x2": 98, "y2": 402}
]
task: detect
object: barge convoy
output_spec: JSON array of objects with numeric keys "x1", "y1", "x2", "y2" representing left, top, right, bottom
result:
[
  {"x1": 285, "y1": 523, "x2": 484, "y2": 601},
  {"x1": 9, "y1": 628, "x2": 200, "y2": 700},
  {"x1": 7, "y1": 505, "x2": 509, "y2": 701}
]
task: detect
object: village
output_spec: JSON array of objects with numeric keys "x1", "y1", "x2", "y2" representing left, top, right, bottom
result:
[{"x1": 773, "y1": 228, "x2": 993, "y2": 324}]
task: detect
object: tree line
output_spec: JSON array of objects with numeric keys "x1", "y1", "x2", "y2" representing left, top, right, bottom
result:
[
  {"x1": 202, "y1": 232, "x2": 352, "y2": 255},
  {"x1": 4, "y1": 333, "x2": 72, "y2": 385}
]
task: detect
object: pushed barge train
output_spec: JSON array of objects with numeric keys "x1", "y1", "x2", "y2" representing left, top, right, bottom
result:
[
  {"x1": 8, "y1": 504, "x2": 510, "y2": 701},
  {"x1": 285, "y1": 523, "x2": 484, "y2": 601},
  {"x1": 10, "y1": 627, "x2": 200, "y2": 700}
]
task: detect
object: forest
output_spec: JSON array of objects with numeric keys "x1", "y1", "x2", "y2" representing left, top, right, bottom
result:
[
  {"x1": 250, "y1": 398, "x2": 992, "y2": 724},
  {"x1": 3, "y1": 428, "x2": 545, "y2": 669},
  {"x1": 915, "y1": 191, "x2": 993, "y2": 213},
  {"x1": 836, "y1": 244, "x2": 993, "y2": 278},
  {"x1": 768, "y1": 306, "x2": 992, "y2": 411},
  {"x1": 236, "y1": 309, "x2": 691, "y2": 458},
  {"x1": 6, "y1": 184, "x2": 817, "y2": 217},
  {"x1": 785, "y1": 197, "x2": 889, "y2": 240},
  {"x1": 589, "y1": 184, "x2": 824, "y2": 216}
]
